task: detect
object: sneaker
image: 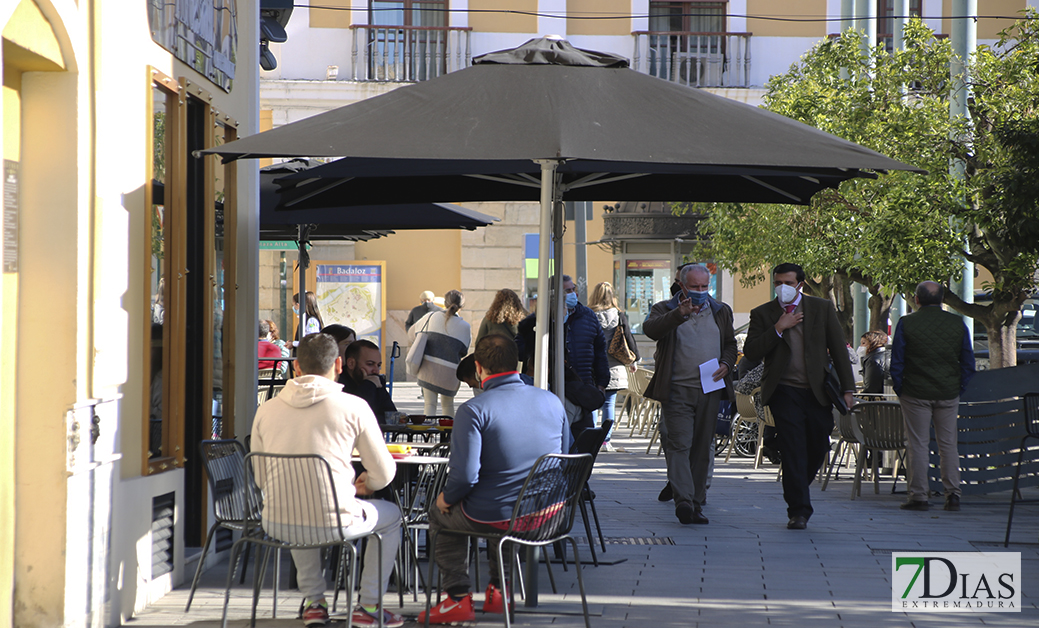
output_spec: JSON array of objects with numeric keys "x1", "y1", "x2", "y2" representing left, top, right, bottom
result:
[
  {"x1": 417, "y1": 593, "x2": 475, "y2": 625},
  {"x1": 602, "y1": 441, "x2": 616, "y2": 452},
  {"x1": 351, "y1": 605, "x2": 404, "y2": 628},
  {"x1": 301, "y1": 599, "x2": 329, "y2": 627},
  {"x1": 900, "y1": 500, "x2": 930, "y2": 511},
  {"x1": 482, "y1": 583, "x2": 513, "y2": 614}
]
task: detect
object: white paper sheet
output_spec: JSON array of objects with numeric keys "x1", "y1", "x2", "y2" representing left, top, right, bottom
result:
[{"x1": 700, "y1": 359, "x2": 725, "y2": 393}]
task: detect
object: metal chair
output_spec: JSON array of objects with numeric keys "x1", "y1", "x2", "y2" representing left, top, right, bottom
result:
[
  {"x1": 571, "y1": 419, "x2": 613, "y2": 566},
  {"x1": 400, "y1": 455, "x2": 451, "y2": 599},
  {"x1": 186, "y1": 440, "x2": 261, "y2": 611},
  {"x1": 423, "y1": 453, "x2": 594, "y2": 628},
  {"x1": 220, "y1": 453, "x2": 390, "y2": 628},
  {"x1": 851, "y1": 402, "x2": 907, "y2": 499},
  {"x1": 726, "y1": 391, "x2": 761, "y2": 463},
  {"x1": 1004, "y1": 392, "x2": 1039, "y2": 546},
  {"x1": 822, "y1": 410, "x2": 864, "y2": 492}
]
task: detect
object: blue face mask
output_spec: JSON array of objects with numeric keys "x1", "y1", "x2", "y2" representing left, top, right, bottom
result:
[
  {"x1": 565, "y1": 292, "x2": 579, "y2": 309},
  {"x1": 686, "y1": 290, "x2": 709, "y2": 305}
]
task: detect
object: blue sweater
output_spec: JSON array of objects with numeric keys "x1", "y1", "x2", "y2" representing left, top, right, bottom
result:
[{"x1": 443, "y1": 373, "x2": 565, "y2": 522}]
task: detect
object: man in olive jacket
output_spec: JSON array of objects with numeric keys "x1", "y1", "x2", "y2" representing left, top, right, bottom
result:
[
  {"x1": 744, "y1": 263, "x2": 855, "y2": 531},
  {"x1": 644, "y1": 264, "x2": 737, "y2": 525}
]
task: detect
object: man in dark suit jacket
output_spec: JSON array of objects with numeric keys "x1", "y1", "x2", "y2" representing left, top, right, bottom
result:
[{"x1": 744, "y1": 263, "x2": 855, "y2": 530}]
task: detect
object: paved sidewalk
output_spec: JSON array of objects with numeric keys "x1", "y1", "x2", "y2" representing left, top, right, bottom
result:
[{"x1": 133, "y1": 384, "x2": 1039, "y2": 626}]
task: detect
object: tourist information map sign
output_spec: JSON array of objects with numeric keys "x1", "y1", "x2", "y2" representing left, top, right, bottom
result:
[{"x1": 309, "y1": 262, "x2": 386, "y2": 347}]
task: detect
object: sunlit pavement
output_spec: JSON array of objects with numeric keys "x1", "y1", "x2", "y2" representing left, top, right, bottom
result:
[{"x1": 131, "y1": 383, "x2": 1039, "y2": 627}]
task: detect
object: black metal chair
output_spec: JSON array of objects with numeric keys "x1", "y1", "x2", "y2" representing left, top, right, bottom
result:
[
  {"x1": 571, "y1": 419, "x2": 613, "y2": 565},
  {"x1": 186, "y1": 440, "x2": 261, "y2": 611},
  {"x1": 220, "y1": 453, "x2": 390, "y2": 628},
  {"x1": 1004, "y1": 393, "x2": 1039, "y2": 547},
  {"x1": 423, "y1": 453, "x2": 594, "y2": 628}
]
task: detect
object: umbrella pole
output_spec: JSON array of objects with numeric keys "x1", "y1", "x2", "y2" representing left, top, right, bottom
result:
[
  {"x1": 297, "y1": 224, "x2": 309, "y2": 347},
  {"x1": 552, "y1": 199, "x2": 565, "y2": 405},
  {"x1": 533, "y1": 160, "x2": 559, "y2": 395}
]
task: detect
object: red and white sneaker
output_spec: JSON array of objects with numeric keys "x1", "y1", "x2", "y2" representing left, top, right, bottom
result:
[
  {"x1": 416, "y1": 593, "x2": 475, "y2": 625},
  {"x1": 301, "y1": 599, "x2": 329, "y2": 626},
  {"x1": 482, "y1": 583, "x2": 512, "y2": 614},
  {"x1": 351, "y1": 605, "x2": 404, "y2": 628}
]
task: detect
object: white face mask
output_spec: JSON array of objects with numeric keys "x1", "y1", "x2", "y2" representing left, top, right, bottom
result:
[
  {"x1": 856, "y1": 345, "x2": 868, "y2": 359},
  {"x1": 777, "y1": 283, "x2": 799, "y2": 304}
]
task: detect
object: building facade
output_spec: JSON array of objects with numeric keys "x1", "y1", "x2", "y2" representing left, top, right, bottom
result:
[
  {"x1": 258, "y1": 1, "x2": 1032, "y2": 357},
  {"x1": 2, "y1": 1, "x2": 261, "y2": 625}
]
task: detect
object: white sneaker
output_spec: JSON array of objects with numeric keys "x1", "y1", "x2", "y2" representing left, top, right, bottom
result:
[{"x1": 602, "y1": 442, "x2": 615, "y2": 452}]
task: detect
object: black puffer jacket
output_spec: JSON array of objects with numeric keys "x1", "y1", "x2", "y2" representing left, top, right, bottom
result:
[
  {"x1": 515, "y1": 304, "x2": 610, "y2": 389},
  {"x1": 565, "y1": 302, "x2": 610, "y2": 388}
]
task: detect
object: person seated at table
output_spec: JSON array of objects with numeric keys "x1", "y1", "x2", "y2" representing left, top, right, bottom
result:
[
  {"x1": 321, "y1": 324, "x2": 357, "y2": 363},
  {"x1": 258, "y1": 320, "x2": 284, "y2": 371},
  {"x1": 251, "y1": 333, "x2": 404, "y2": 628},
  {"x1": 264, "y1": 319, "x2": 291, "y2": 378},
  {"x1": 418, "y1": 334, "x2": 565, "y2": 624},
  {"x1": 456, "y1": 354, "x2": 481, "y2": 394},
  {"x1": 339, "y1": 339, "x2": 397, "y2": 421}
]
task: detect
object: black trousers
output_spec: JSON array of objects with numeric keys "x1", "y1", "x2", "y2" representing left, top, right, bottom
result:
[{"x1": 768, "y1": 385, "x2": 834, "y2": 520}]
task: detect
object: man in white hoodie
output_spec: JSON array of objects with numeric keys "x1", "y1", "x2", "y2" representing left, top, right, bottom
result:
[{"x1": 251, "y1": 333, "x2": 403, "y2": 627}]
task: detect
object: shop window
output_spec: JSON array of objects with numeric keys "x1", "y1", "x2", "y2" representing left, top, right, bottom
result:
[{"x1": 145, "y1": 69, "x2": 185, "y2": 473}]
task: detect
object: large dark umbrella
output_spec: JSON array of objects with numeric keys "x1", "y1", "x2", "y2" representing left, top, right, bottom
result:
[
  {"x1": 259, "y1": 160, "x2": 498, "y2": 240},
  {"x1": 202, "y1": 37, "x2": 923, "y2": 398},
  {"x1": 257, "y1": 159, "x2": 498, "y2": 335}
]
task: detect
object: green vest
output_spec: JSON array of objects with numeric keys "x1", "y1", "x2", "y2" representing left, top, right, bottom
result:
[{"x1": 900, "y1": 306, "x2": 966, "y2": 400}]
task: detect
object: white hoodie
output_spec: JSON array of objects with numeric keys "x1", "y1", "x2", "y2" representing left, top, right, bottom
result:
[{"x1": 251, "y1": 374, "x2": 395, "y2": 529}]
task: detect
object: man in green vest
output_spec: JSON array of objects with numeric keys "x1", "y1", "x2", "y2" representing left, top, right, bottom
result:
[{"x1": 891, "y1": 281, "x2": 976, "y2": 512}]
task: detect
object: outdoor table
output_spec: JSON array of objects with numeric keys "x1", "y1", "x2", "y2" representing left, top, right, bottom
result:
[{"x1": 381, "y1": 423, "x2": 452, "y2": 443}]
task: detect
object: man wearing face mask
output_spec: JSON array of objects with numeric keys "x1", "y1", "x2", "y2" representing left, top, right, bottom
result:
[
  {"x1": 643, "y1": 264, "x2": 737, "y2": 525},
  {"x1": 744, "y1": 263, "x2": 856, "y2": 530}
]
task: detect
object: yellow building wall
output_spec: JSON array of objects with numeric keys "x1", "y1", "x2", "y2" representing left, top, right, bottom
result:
[
  {"x1": 310, "y1": 0, "x2": 352, "y2": 29},
  {"x1": 560, "y1": 204, "x2": 613, "y2": 295},
  {"x1": 355, "y1": 230, "x2": 463, "y2": 311},
  {"x1": 746, "y1": 0, "x2": 828, "y2": 37},
  {"x1": 942, "y1": 0, "x2": 1025, "y2": 39},
  {"x1": 732, "y1": 274, "x2": 772, "y2": 318},
  {"x1": 567, "y1": 0, "x2": 631, "y2": 36},
  {"x1": 1, "y1": 56, "x2": 21, "y2": 628},
  {"x1": 469, "y1": 0, "x2": 538, "y2": 33}
]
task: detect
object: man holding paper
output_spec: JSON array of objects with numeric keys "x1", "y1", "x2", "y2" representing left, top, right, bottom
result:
[{"x1": 644, "y1": 264, "x2": 737, "y2": 525}]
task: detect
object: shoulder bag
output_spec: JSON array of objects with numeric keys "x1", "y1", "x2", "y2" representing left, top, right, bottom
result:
[
  {"x1": 608, "y1": 314, "x2": 638, "y2": 365},
  {"x1": 824, "y1": 362, "x2": 849, "y2": 415},
  {"x1": 405, "y1": 314, "x2": 433, "y2": 376}
]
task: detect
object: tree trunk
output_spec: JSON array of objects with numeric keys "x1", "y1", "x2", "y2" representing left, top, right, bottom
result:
[
  {"x1": 808, "y1": 274, "x2": 855, "y2": 344},
  {"x1": 866, "y1": 286, "x2": 894, "y2": 334},
  {"x1": 943, "y1": 290, "x2": 1027, "y2": 369}
]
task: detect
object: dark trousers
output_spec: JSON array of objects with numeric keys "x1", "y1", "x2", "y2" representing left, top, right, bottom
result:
[{"x1": 768, "y1": 385, "x2": 834, "y2": 520}]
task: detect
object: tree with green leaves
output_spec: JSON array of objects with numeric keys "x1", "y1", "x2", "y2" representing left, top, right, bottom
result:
[{"x1": 689, "y1": 14, "x2": 1039, "y2": 367}]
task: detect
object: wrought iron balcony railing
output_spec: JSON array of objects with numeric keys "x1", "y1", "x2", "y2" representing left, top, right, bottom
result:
[
  {"x1": 351, "y1": 24, "x2": 472, "y2": 82},
  {"x1": 632, "y1": 31, "x2": 752, "y2": 88}
]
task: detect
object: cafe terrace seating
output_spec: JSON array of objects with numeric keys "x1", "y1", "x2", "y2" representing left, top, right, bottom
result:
[
  {"x1": 221, "y1": 453, "x2": 391, "y2": 628},
  {"x1": 423, "y1": 453, "x2": 594, "y2": 628}
]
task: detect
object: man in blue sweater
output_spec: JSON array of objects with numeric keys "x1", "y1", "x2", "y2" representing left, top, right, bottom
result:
[{"x1": 419, "y1": 334, "x2": 565, "y2": 624}]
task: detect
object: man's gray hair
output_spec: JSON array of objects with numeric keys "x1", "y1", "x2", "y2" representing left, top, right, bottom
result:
[{"x1": 680, "y1": 263, "x2": 711, "y2": 284}]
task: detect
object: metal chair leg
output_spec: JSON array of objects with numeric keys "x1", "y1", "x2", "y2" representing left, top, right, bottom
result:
[{"x1": 186, "y1": 523, "x2": 219, "y2": 611}]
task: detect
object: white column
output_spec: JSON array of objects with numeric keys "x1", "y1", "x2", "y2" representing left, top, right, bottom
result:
[{"x1": 538, "y1": 0, "x2": 568, "y2": 37}]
